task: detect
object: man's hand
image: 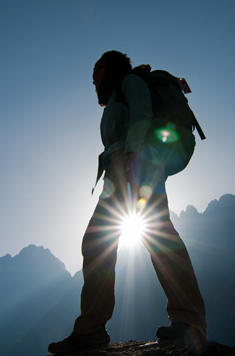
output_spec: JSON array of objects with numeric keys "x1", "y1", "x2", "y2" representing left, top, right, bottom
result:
[{"x1": 124, "y1": 152, "x2": 137, "y2": 182}]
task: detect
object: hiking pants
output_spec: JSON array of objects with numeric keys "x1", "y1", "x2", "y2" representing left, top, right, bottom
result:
[{"x1": 73, "y1": 148, "x2": 207, "y2": 334}]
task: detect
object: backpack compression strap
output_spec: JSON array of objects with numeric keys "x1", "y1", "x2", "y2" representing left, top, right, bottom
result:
[{"x1": 191, "y1": 111, "x2": 206, "y2": 140}]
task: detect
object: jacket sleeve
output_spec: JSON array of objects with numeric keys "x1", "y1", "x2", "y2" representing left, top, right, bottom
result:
[{"x1": 122, "y1": 74, "x2": 153, "y2": 153}]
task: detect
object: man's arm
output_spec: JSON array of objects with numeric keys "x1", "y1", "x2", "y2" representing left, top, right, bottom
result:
[
  {"x1": 122, "y1": 74, "x2": 153, "y2": 180},
  {"x1": 122, "y1": 74, "x2": 153, "y2": 154}
]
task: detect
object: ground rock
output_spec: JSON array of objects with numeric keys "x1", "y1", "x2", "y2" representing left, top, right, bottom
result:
[{"x1": 53, "y1": 340, "x2": 235, "y2": 356}]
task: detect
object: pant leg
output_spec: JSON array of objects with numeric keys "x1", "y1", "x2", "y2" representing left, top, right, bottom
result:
[
  {"x1": 142, "y1": 192, "x2": 207, "y2": 329},
  {"x1": 73, "y1": 153, "x2": 128, "y2": 334},
  {"x1": 131, "y1": 146, "x2": 207, "y2": 329}
]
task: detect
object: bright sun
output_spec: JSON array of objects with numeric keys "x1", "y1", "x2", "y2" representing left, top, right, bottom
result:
[{"x1": 119, "y1": 213, "x2": 146, "y2": 247}]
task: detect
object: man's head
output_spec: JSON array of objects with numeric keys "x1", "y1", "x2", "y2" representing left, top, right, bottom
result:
[{"x1": 93, "y1": 50, "x2": 132, "y2": 90}]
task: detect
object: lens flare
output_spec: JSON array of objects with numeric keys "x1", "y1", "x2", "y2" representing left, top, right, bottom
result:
[
  {"x1": 100, "y1": 178, "x2": 115, "y2": 199},
  {"x1": 154, "y1": 123, "x2": 179, "y2": 143},
  {"x1": 139, "y1": 185, "x2": 152, "y2": 200},
  {"x1": 137, "y1": 198, "x2": 146, "y2": 210},
  {"x1": 119, "y1": 213, "x2": 146, "y2": 247}
]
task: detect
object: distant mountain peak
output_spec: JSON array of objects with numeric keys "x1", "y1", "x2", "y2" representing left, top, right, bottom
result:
[
  {"x1": 205, "y1": 194, "x2": 235, "y2": 215},
  {"x1": 0, "y1": 244, "x2": 71, "y2": 283},
  {"x1": 179, "y1": 205, "x2": 199, "y2": 218},
  {"x1": 18, "y1": 244, "x2": 49, "y2": 256},
  {"x1": 219, "y1": 193, "x2": 235, "y2": 205}
]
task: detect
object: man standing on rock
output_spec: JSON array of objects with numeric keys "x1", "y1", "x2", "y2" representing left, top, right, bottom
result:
[{"x1": 48, "y1": 51, "x2": 207, "y2": 355}]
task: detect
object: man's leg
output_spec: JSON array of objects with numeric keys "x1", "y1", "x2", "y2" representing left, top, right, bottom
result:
[
  {"x1": 73, "y1": 152, "x2": 129, "y2": 334},
  {"x1": 132, "y1": 147, "x2": 206, "y2": 334},
  {"x1": 48, "y1": 180, "x2": 125, "y2": 354},
  {"x1": 141, "y1": 190, "x2": 207, "y2": 346},
  {"x1": 73, "y1": 196, "x2": 120, "y2": 334},
  {"x1": 144, "y1": 194, "x2": 206, "y2": 328},
  {"x1": 48, "y1": 153, "x2": 128, "y2": 354}
]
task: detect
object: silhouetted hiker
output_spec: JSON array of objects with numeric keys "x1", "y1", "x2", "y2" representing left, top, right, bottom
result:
[{"x1": 48, "y1": 51, "x2": 207, "y2": 355}]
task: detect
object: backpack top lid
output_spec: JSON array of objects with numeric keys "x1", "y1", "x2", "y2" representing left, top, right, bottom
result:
[{"x1": 131, "y1": 64, "x2": 190, "y2": 94}]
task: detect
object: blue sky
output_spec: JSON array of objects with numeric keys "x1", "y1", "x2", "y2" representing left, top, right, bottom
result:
[{"x1": 1, "y1": 0, "x2": 235, "y2": 275}]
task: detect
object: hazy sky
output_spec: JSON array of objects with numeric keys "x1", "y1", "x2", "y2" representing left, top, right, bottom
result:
[{"x1": 1, "y1": 0, "x2": 235, "y2": 275}]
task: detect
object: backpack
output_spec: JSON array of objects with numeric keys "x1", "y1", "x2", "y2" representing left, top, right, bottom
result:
[
  {"x1": 116, "y1": 65, "x2": 205, "y2": 142},
  {"x1": 92, "y1": 67, "x2": 206, "y2": 193}
]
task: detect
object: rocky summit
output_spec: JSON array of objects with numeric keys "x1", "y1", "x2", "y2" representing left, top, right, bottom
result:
[{"x1": 46, "y1": 340, "x2": 235, "y2": 356}]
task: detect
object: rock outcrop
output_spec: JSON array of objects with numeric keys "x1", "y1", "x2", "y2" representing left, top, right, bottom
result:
[{"x1": 46, "y1": 340, "x2": 235, "y2": 356}]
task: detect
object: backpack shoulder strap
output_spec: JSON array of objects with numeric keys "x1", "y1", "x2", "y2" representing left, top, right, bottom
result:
[{"x1": 191, "y1": 111, "x2": 206, "y2": 140}]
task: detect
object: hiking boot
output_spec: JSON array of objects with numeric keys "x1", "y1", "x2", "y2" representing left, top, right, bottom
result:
[
  {"x1": 156, "y1": 323, "x2": 208, "y2": 354},
  {"x1": 48, "y1": 326, "x2": 110, "y2": 355},
  {"x1": 157, "y1": 322, "x2": 191, "y2": 339}
]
